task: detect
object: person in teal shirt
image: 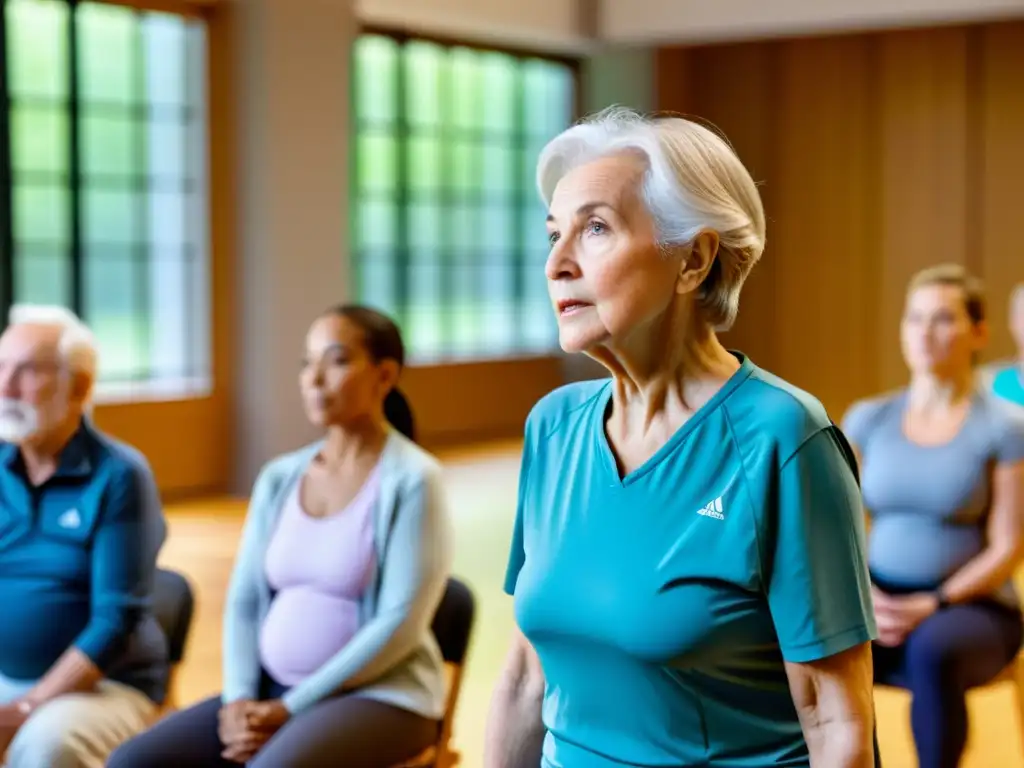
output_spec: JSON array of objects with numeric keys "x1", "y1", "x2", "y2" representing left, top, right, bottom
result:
[
  {"x1": 982, "y1": 282, "x2": 1024, "y2": 409},
  {"x1": 484, "y1": 108, "x2": 878, "y2": 768}
]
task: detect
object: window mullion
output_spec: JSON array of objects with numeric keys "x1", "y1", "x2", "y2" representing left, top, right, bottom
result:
[
  {"x1": 0, "y1": 0, "x2": 14, "y2": 321},
  {"x1": 67, "y1": 0, "x2": 83, "y2": 315},
  {"x1": 394, "y1": 39, "x2": 409, "y2": 332}
]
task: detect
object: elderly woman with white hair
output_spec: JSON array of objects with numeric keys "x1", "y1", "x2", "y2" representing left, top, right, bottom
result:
[{"x1": 484, "y1": 108, "x2": 878, "y2": 768}]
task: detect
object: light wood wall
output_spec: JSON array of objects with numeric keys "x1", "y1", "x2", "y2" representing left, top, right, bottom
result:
[{"x1": 656, "y1": 20, "x2": 1024, "y2": 420}]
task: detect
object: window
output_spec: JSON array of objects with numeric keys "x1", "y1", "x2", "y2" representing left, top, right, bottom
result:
[
  {"x1": 352, "y1": 34, "x2": 576, "y2": 362},
  {"x1": 0, "y1": 0, "x2": 210, "y2": 400}
]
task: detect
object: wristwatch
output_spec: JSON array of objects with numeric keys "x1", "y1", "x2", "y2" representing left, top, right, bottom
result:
[{"x1": 935, "y1": 589, "x2": 951, "y2": 610}]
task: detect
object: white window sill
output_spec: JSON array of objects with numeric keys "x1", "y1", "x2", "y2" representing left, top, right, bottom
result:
[{"x1": 93, "y1": 376, "x2": 213, "y2": 406}]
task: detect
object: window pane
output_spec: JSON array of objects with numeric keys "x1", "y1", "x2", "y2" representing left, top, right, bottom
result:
[
  {"x1": 4, "y1": 4, "x2": 210, "y2": 392},
  {"x1": 355, "y1": 36, "x2": 398, "y2": 125},
  {"x1": 447, "y1": 203, "x2": 477, "y2": 254},
  {"x1": 449, "y1": 48, "x2": 481, "y2": 131},
  {"x1": 523, "y1": 59, "x2": 573, "y2": 140},
  {"x1": 480, "y1": 258, "x2": 517, "y2": 353},
  {"x1": 356, "y1": 131, "x2": 398, "y2": 193},
  {"x1": 147, "y1": 248, "x2": 191, "y2": 379},
  {"x1": 78, "y1": 3, "x2": 137, "y2": 104},
  {"x1": 482, "y1": 145, "x2": 515, "y2": 198},
  {"x1": 405, "y1": 42, "x2": 442, "y2": 127},
  {"x1": 82, "y1": 245, "x2": 146, "y2": 380},
  {"x1": 520, "y1": 145, "x2": 545, "y2": 204},
  {"x1": 356, "y1": 249, "x2": 398, "y2": 315},
  {"x1": 149, "y1": 191, "x2": 187, "y2": 248},
  {"x1": 355, "y1": 200, "x2": 398, "y2": 250},
  {"x1": 522, "y1": 197, "x2": 549, "y2": 257},
  {"x1": 407, "y1": 255, "x2": 444, "y2": 361},
  {"x1": 13, "y1": 185, "x2": 70, "y2": 244},
  {"x1": 81, "y1": 113, "x2": 138, "y2": 177},
  {"x1": 450, "y1": 141, "x2": 480, "y2": 194},
  {"x1": 13, "y1": 247, "x2": 71, "y2": 306},
  {"x1": 408, "y1": 202, "x2": 442, "y2": 250},
  {"x1": 7, "y1": 0, "x2": 69, "y2": 100},
  {"x1": 407, "y1": 136, "x2": 441, "y2": 193},
  {"x1": 480, "y1": 53, "x2": 516, "y2": 133},
  {"x1": 83, "y1": 189, "x2": 139, "y2": 244},
  {"x1": 11, "y1": 105, "x2": 68, "y2": 176},
  {"x1": 142, "y1": 14, "x2": 186, "y2": 107},
  {"x1": 350, "y1": 33, "x2": 575, "y2": 361},
  {"x1": 147, "y1": 121, "x2": 186, "y2": 179},
  {"x1": 480, "y1": 204, "x2": 516, "y2": 352}
]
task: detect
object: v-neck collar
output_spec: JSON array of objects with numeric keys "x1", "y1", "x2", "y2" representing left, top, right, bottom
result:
[{"x1": 594, "y1": 353, "x2": 754, "y2": 487}]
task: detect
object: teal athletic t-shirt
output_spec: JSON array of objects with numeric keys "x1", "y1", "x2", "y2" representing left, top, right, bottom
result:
[
  {"x1": 991, "y1": 364, "x2": 1024, "y2": 408},
  {"x1": 505, "y1": 354, "x2": 877, "y2": 768}
]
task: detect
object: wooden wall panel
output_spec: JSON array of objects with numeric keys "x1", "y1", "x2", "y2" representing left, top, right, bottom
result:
[
  {"x1": 93, "y1": 398, "x2": 226, "y2": 498},
  {"x1": 656, "y1": 20, "x2": 1024, "y2": 418},
  {"x1": 876, "y1": 27, "x2": 971, "y2": 387},
  {"x1": 661, "y1": 43, "x2": 781, "y2": 365},
  {"x1": 772, "y1": 36, "x2": 877, "y2": 416},
  {"x1": 979, "y1": 22, "x2": 1024, "y2": 361}
]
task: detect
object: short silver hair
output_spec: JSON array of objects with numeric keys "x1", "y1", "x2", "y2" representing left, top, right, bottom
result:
[
  {"x1": 536, "y1": 106, "x2": 766, "y2": 330},
  {"x1": 8, "y1": 304, "x2": 98, "y2": 383}
]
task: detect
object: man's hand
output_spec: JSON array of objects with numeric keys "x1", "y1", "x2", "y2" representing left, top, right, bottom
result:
[
  {"x1": 0, "y1": 702, "x2": 32, "y2": 758},
  {"x1": 217, "y1": 699, "x2": 290, "y2": 764},
  {"x1": 0, "y1": 702, "x2": 31, "y2": 729}
]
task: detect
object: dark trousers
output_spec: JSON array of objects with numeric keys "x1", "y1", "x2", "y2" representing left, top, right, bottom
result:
[
  {"x1": 872, "y1": 580, "x2": 1022, "y2": 768},
  {"x1": 107, "y1": 674, "x2": 439, "y2": 768}
]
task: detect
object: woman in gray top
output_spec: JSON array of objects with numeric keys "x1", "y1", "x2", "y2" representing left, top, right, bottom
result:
[{"x1": 843, "y1": 264, "x2": 1024, "y2": 768}]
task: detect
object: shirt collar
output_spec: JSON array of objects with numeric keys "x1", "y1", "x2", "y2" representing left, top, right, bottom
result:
[{"x1": 0, "y1": 419, "x2": 94, "y2": 481}]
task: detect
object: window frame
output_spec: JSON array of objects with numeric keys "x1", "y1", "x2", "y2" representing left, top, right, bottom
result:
[
  {"x1": 0, "y1": 0, "x2": 213, "y2": 403},
  {"x1": 351, "y1": 25, "x2": 582, "y2": 364}
]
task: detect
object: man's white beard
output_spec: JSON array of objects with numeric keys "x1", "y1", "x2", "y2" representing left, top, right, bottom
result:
[{"x1": 0, "y1": 398, "x2": 43, "y2": 445}]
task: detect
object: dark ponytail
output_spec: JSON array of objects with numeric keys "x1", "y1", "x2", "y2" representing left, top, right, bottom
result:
[{"x1": 384, "y1": 387, "x2": 416, "y2": 442}]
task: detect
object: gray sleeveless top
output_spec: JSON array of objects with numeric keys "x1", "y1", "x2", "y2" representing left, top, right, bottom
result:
[{"x1": 842, "y1": 390, "x2": 1024, "y2": 607}]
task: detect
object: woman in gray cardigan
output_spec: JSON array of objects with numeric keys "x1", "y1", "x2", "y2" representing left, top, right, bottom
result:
[{"x1": 109, "y1": 306, "x2": 453, "y2": 767}]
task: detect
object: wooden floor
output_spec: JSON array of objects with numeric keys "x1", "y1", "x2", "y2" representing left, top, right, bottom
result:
[{"x1": 161, "y1": 441, "x2": 1024, "y2": 767}]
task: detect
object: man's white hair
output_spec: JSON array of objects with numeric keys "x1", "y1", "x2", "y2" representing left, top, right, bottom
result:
[
  {"x1": 536, "y1": 106, "x2": 766, "y2": 330},
  {"x1": 8, "y1": 304, "x2": 98, "y2": 383}
]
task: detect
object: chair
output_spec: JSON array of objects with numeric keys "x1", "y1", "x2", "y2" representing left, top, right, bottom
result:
[
  {"x1": 876, "y1": 650, "x2": 1024, "y2": 757},
  {"x1": 151, "y1": 567, "x2": 196, "y2": 712},
  {"x1": 394, "y1": 577, "x2": 476, "y2": 768}
]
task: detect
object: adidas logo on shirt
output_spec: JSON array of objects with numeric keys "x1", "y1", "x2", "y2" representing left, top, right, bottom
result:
[{"x1": 696, "y1": 497, "x2": 725, "y2": 520}]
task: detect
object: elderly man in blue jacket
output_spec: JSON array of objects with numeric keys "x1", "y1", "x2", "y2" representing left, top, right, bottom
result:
[{"x1": 0, "y1": 304, "x2": 168, "y2": 768}]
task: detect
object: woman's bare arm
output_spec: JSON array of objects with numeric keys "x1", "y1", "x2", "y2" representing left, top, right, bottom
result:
[
  {"x1": 483, "y1": 628, "x2": 547, "y2": 768},
  {"x1": 785, "y1": 643, "x2": 875, "y2": 768},
  {"x1": 939, "y1": 458, "x2": 1024, "y2": 602}
]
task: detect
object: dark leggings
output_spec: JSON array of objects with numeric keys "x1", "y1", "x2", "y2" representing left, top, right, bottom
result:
[
  {"x1": 873, "y1": 597, "x2": 1022, "y2": 768},
  {"x1": 106, "y1": 688, "x2": 439, "y2": 768}
]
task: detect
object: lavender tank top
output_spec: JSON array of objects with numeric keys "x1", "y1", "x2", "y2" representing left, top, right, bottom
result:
[{"x1": 258, "y1": 467, "x2": 381, "y2": 686}]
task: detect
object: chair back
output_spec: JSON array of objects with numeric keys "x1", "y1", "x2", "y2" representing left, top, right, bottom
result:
[
  {"x1": 431, "y1": 577, "x2": 475, "y2": 666},
  {"x1": 152, "y1": 567, "x2": 196, "y2": 665},
  {"x1": 421, "y1": 578, "x2": 475, "y2": 768}
]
